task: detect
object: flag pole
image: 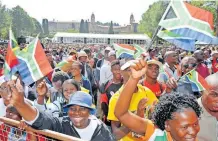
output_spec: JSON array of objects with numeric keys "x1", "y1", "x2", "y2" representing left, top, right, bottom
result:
[
  {"x1": 147, "y1": 26, "x2": 161, "y2": 50},
  {"x1": 147, "y1": 1, "x2": 170, "y2": 51}
]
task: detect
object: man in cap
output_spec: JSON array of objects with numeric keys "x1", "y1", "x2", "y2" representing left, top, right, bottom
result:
[
  {"x1": 142, "y1": 60, "x2": 166, "y2": 98},
  {"x1": 107, "y1": 60, "x2": 157, "y2": 141},
  {"x1": 7, "y1": 80, "x2": 115, "y2": 141},
  {"x1": 68, "y1": 49, "x2": 77, "y2": 60},
  {"x1": 78, "y1": 50, "x2": 95, "y2": 90}
]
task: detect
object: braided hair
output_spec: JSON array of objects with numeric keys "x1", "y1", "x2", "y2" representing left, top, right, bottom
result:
[{"x1": 152, "y1": 92, "x2": 201, "y2": 131}]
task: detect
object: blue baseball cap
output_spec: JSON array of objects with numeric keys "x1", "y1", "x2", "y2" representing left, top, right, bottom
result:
[{"x1": 63, "y1": 91, "x2": 96, "y2": 114}]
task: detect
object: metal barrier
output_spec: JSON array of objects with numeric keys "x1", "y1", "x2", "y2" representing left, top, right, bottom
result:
[{"x1": 0, "y1": 117, "x2": 84, "y2": 141}]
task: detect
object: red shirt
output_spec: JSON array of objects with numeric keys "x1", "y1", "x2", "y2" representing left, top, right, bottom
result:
[
  {"x1": 196, "y1": 63, "x2": 210, "y2": 78},
  {"x1": 143, "y1": 81, "x2": 166, "y2": 97},
  {"x1": 212, "y1": 59, "x2": 218, "y2": 73}
]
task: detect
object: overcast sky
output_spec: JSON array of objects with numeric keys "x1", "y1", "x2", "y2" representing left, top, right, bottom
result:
[{"x1": 1, "y1": 0, "x2": 157, "y2": 25}]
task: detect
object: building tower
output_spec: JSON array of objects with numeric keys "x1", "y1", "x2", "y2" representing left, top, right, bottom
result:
[
  {"x1": 91, "y1": 13, "x2": 95, "y2": 24},
  {"x1": 130, "y1": 13, "x2": 135, "y2": 24}
]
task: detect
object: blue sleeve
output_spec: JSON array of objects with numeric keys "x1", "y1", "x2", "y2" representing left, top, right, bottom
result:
[
  {"x1": 158, "y1": 72, "x2": 168, "y2": 83},
  {"x1": 83, "y1": 79, "x2": 93, "y2": 95}
]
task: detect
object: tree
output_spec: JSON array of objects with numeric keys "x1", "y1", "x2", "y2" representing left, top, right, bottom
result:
[
  {"x1": 138, "y1": 1, "x2": 168, "y2": 37},
  {"x1": 12, "y1": 6, "x2": 35, "y2": 37},
  {"x1": 67, "y1": 29, "x2": 79, "y2": 33},
  {"x1": 108, "y1": 21, "x2": 114, "y2": 34},
  {"x1": 0, "y1": 3, "x2": 12, "y2": 39},
  {"x1": 32, "y1": 18, "x2": 42, "y2": 35},
  {"x1": 85, "y1": 20, "x2": 89, "y2": 33},
  {"x1": 42, "y1": 19, "x2": 49, "y2": 35},
  {"x1": 79, "y1": 19, "x2": 85, "y2": 33},
  {"x1": 0, "y1": 3, "x2": 44, "y2": 38}
]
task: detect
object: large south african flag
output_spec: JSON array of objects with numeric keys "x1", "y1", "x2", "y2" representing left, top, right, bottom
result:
[
  {"x1": 157, "y1": 29, "x2": 195, "y2": 51},
  {"x1": 14, "y1": 37, "x2": 52, "y2": 85},
  {"x1": 182, "y1": 69, "x2": 209, "y2": 92},
  {"x1": 158, "y1": 0, "x2": 218, "y2": 50}
]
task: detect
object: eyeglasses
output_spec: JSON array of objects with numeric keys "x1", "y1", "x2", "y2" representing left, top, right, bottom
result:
[{"x1": 183, "y1": 63, "x2": 197, "y2": 69}]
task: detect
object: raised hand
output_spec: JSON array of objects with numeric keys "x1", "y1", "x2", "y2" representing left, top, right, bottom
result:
[
  {"x1": 8, "y1": 79, "x2": 25, "y2": 106},
  {"x1": 36, "y1": 80, "x2": 48, "y2": 97},
  {"x1": 166, "y1": 77, "x2": 178, "y2": 93},
  {"x1": 129, "y1": 59, "x2": 147, "y2": 80}
]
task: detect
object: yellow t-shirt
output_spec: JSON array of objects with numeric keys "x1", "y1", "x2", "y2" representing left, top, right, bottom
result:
[{"x1": 107, "y1": 84, "x2": 158, "y2": 141}]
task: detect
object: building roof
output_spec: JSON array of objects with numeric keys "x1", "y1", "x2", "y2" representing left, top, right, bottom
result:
[
  {"x1": 54, "y1": 32, "x2": 151, "y2": 40},
  {"x1": 49, "y1": 20, "x2": 80, "y2": 23}
]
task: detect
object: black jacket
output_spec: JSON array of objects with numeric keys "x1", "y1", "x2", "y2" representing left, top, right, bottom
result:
[{"x1": 31, "y1": 112, "x2": 115, "y2": 141}]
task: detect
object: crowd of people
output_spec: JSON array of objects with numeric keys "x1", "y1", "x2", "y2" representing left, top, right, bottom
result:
[{"x1": 0, "y1": 36, "x2": 218, "y2": 141}]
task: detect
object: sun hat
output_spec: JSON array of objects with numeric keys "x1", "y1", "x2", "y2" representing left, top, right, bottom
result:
[
  {"x1": 64, "y1": 91, "x2": 95, "y2": 113},
  {"x1": 147, "y1": 60, "x2": 162, "y2": 67},
  {"x1": 77, "y1": 51, "x2": 88, "y2": 58}
]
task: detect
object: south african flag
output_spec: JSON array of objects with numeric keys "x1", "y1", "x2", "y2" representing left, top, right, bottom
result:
[{"x1": 183, "y1": 69, "x2": 209, "y2": 92}]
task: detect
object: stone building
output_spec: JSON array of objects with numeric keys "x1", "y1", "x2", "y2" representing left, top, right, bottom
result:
[{"x1": 47, "y1": 13, "x2": 138, "y2": 34}]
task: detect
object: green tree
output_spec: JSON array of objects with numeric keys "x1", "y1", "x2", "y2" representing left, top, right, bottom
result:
[
  {"x1": 32, "y1": 18, "x2": 42, "y2": 35},
  {"x1": 67, "y1": 29, "x2": 79, "y2": 33},
  {"x1": 42, "y1": 19, "x2": 49, "y2": 35},
  {"x1": 85, "y1": 20, "x2": 89, "y2": 33},
  {"x1": 108, "y1": 21, "x2": 114, "y2": 34},
  {"x1": 0, "y1": 3, "x2": 12, "y2": 39},
  {"x1": 12, "y1": 6, "x2": 35, "y2": 37},
  {"x1": 138, "y1": 1, "x2": 168, "y2": 37},
  {"x1": 79, "y1": 19, "x2": 85, "y2": 33}
]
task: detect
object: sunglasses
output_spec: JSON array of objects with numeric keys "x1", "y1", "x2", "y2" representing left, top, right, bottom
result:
[{"x1": 183, "y1": 63, "x2": 197, "y2": 69}]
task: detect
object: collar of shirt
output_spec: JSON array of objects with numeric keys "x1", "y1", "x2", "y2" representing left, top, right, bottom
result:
[{"x1": 164, "y1": 63, "x2": 177, "y2": 73}]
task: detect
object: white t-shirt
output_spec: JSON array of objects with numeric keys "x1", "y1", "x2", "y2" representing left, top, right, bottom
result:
[
  {"x1": 0, "y1": 98, "x2": 6, "y2": 117},
  {"x1": 100, "y1": 61, "x2": 113, "y2": 85},
  {"x1": 74, "y1": 118, "x2": 98, "y2": 141}
]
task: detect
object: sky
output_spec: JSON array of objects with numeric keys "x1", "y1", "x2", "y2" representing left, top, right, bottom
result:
[{"x1": 1, "y1": 0, "x2": 157, "y2": 25}]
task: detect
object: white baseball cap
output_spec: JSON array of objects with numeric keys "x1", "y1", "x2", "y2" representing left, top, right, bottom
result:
[
  {"x1": 121, "y1": 60, "x2": 162, "y2": 71},
  {"x1": 105, "y1": 46, "x2": 112, "y2": 51}
]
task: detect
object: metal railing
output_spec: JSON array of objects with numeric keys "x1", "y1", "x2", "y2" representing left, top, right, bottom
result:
[{"x1": 0, "y1": 117, "x2": 84, "y2": 141}]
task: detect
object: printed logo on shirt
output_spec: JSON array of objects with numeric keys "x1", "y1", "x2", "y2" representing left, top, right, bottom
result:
[{"x1": 110, "y1": 91, "x2": 115, "y2": 96}]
